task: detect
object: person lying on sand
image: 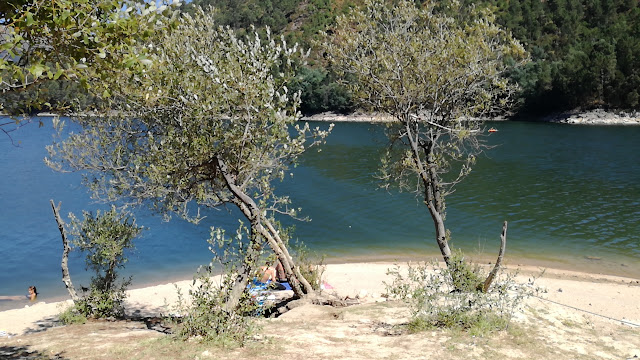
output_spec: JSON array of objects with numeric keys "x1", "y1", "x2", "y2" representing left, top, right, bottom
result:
[
  {"x1": 256, "y1": 262, "x2": 288, "y2": 291},
  {"x1": 260, "y1": 264, "x2": 277, "y2": 283},
  {"x1": 0, "y1": 286, "x2": 38, "y2": 302}
]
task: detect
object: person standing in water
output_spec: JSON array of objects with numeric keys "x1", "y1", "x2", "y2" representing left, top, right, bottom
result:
[
  {"x1": 0, "y1": 286, "x2": 38, "y2": 302},
  {"x1": 26, "y1": 286, "x2": 37, "y2": 301}
]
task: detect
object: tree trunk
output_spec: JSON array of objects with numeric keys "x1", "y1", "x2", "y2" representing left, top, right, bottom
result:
[
  {"x1": 216, "y1": 156, "x2": 315, "y2": 301},
  {"x1": 263, "y1": 219, "x2": 315, "y2": 295},
  {"x1": 228, "y1": 197, "x2": 311, "y2": 297},
  {"x1": 225, "y1": 226, "x2": 262, "y2": 312},
  {"x1": 427, "y1": 196, "x2": 452, "y2": 265},
  {"x1": 482, "y1": 221, "x2": 508, "y2": 292},
  {"x1": 50, "y1": 200, "x2": 79, "y2": 302},
  {"x1": 403, "y1": 120, "x2": 453, "y2": 265}
]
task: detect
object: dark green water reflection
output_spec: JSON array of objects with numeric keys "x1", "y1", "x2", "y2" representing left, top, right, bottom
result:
[{"x1": 282, "y1": 121, "x2": 640, "y2": 277}]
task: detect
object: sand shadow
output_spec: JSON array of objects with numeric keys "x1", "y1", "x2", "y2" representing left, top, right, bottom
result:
[
  {"x1": 0, "y1": 345, "x2": 66, "y2": 359},
  {"x1": 21, "y1": 315, "x2": 63, "y2": 336}
]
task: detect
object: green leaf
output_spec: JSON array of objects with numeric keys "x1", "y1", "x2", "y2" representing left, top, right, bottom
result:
[
  {"x1": 0, "y1": 41, "x2": 14, "y2": 51},
  {"x1": 53, "y1": 68, "x2": 65, "y2": 80},
  {"x1": 123, "y1": 57, "x2": 137, "y2": 68},
  {"x1": 25, "y1": 12, "x2": 35, "y2": 27},
  {"x1": 29, "y1": 64, "x2": 47, "y2": 79}
]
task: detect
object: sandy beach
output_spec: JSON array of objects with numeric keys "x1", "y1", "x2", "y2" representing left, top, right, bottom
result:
[{"x1": 1, "y1": 262, "x2": 639, "y2": 359}]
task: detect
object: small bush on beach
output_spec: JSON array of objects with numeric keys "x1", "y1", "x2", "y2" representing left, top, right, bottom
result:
[
  {"x1": 172, "y1": 270, "x2": 261, "y2": 347},
  {"x1": 170, "y1": 224, "x2": 263, "y2": 347},
  {"x1": 386, "y1": 251, "x2": 539, "y2": 335},
  {"x1": 58, "y1": 306, "x2": 87, "y2": 325},
  {"x1": 67, "y1": 207, "x2": 142, "y2": 319},
  {"x1": 73, "y1": 276, "x2": 132, "y2": 319}
]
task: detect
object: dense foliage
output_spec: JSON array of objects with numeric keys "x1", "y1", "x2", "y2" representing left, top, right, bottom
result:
[
  {"x1": 172, "y1": 225, "x2": 262, "y2": 346},
  {"x1": 489, "y1": 0, "x2": 640, "y2": 113},
  {"x1": 386, "y1": 252, "x2": 539, "y2": 335},
  {"x1": 4, "y1": 0, "x2": 640, "y2": 116},
  {"x1": 0, "y1": 80, "x2": 99, "y2": 115},
  {"x1": 0, "y1": 0, "x2": 179, "y2": 118},
  {"x1": 186, "y1": 0, "x2": 360, "y2": 115},
  {"x1": 188, "y1": 0, "x2": 640, "y2": 114},
  {"x1": 68, "y1": 207, "x2": 142, "y2": 319}
]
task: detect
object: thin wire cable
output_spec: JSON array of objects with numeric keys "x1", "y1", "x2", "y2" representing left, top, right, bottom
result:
[{"x1": 533, "y1": 294, "x2": 640, "y2": 327}]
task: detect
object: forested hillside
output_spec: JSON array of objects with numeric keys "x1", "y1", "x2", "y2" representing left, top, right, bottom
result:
[
  {"x1": 3, "y1": 0, "x2": 639, "y2": 116},
  {"x1": 490, "y1": 0, "x2": 640, "y2": 113}
]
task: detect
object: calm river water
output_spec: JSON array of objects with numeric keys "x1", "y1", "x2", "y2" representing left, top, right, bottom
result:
[{"x1": 1, "y1": 118, "x2": 638, "y2": 310}]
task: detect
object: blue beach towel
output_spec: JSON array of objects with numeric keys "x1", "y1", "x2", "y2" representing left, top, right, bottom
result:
[{"x1": 279, "y1": 281, "x2": 292, "y2": 291}]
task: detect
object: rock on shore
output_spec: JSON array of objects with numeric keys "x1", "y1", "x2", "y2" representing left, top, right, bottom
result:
[
  {"x1": 302, "y1": 109, "x2": 640, "y2": 125},
  {"x1": 544, "y1": 108, "x2": 640, "y2": 125},
  {"x1": 301, "y1": 112, "x2": 395, "y2": 122}
]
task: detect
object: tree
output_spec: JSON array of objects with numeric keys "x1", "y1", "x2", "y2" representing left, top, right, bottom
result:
[
  {"x1": 0, "y1": 0, "x2": 180, "y2": 92},
  {"x1": 291, "y1": 66, "x2": 354, "y2": 115},
  {"x1": 322, "y1": 0, "x2": 527, "y2": 283},
  {"x1": 51, "y1": 200, "x2": 142, "y2": 319},
  {"x1": 0, "y1": 0, "x2": 179, "y2": 135},
  {"x1": 46, "y1": 8, "x2": 330, "y2": 309}
]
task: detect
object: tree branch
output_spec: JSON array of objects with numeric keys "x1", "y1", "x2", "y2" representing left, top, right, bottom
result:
[
  {"x1": 50, "y1": 199, "x2": 79, "y2": 302},
  {"x1": 483, "y1": 220, "x2": 507, "y2": 292},
  {"x1": 410, "y1": 114, "x2": 480, "y2": 133}
]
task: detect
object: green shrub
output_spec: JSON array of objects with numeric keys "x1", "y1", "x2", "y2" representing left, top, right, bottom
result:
[
  {"x1": 386, "y1": 251, "x2": 538, "y2": 335},
  {"x1": 68, "y1": 206, "x2": 142, "y2": 319},
  {"x1": 171, "y1": 221, "x2": 326, "y2": 346},
  {"x1": 172, "y1": 272, "x2": 261, "y2": 347},
  {"x1": 58, "y1": 306, "x2": 88, "y2": 325},
  {"x1": 73, "y1": 276, "x2": 131, "y2": 319},
  {"x1": 170, "y1": 223, "x2": 263, "y2": 347}
]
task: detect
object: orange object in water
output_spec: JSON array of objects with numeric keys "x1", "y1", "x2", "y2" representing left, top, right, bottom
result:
[{"x1": 488, "y1": 128, "x2": 498, "y2": 133}]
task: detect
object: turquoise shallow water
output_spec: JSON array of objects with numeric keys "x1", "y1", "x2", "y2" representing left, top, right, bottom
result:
[
  {"x1": 1, "y1": 118, "x2": 639, "y2": 311},
  {"x1": 281, "y1": 121, "x2": 640, "y2": 273}
]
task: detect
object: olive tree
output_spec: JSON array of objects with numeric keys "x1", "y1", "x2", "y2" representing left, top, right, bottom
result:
[
  {"x1": 69, "y1": 207, "x2": 142, "y2": 318},
  {"x1": 322, "y1": 0, "x2": 527, "y2": 286},
  {"x1": 1, "y1": 0, "x2": 179, "y2": 134},
  {"x1": 51, "y1": 200, "x2": 142, "y2": 319},
  {"x1": 46, "y1": 9, "x2": 330, "y2": 308},
  {"x1": 0, "y1": 0, "x2": 180, "y2": 91}
]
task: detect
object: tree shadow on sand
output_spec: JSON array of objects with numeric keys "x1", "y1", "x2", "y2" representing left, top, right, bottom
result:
[
  {"x1": 21, "y1": 315, "x2": 63, "y2": 336},
  {"x1": 0, "y1": 345, "x2": 66, "y2": 359}
]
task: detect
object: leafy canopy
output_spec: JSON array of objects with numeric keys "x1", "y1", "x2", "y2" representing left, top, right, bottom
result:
[
  {"x1": 0, "y1": 0, "x2": 180, "y2": 94},
  {"x1": 69, "y1": 206, "x2": 141, "y2": 275},
  {"x1": 323, "y1": 0, "x2": 527, "y2": 200},
  {"x1": 46, "y1": 8, "x2": 331, "y2": 223}
]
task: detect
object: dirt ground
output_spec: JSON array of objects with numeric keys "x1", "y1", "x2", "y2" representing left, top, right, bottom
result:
[
  {"x1": 1, "y1": 263, "x2": 639, "y2": 360},
  {"x1": 0, "y1": 297, "x2": 638, "y2": 360}
]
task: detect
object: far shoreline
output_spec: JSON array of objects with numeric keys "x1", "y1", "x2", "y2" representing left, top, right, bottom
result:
[
  {"x1": 301, "y1": 108, "x2": 640, "y2": 125},
  {"x1": 5, "y1": 108, "x2": 640, "y2": 126}
]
